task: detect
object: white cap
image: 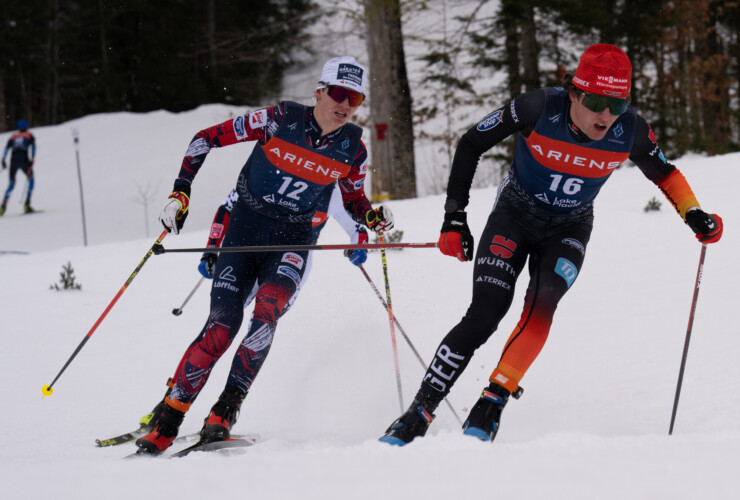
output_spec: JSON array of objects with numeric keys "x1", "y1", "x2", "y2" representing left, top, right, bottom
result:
[{"x1": 316, "y1": 56, "x2": 367, "y2": 95}]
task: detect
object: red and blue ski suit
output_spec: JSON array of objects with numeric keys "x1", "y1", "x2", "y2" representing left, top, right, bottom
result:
[{"x1": 166, "y1": 101, "x2": 372, "y2": 409}]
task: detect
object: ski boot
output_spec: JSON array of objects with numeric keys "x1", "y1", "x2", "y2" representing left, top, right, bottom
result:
[
  {"x1": 462, "y1": 382, "x2": 521, "y2": 442},
  {"x1": 23, "y1": 200, "x2": 34, "y2": 214},
  {"x1": 135, "y1": 403, "x2": 185, "y2": 455},
  {"x1": 138, "y1": 378, "x2": 174, "y2": 431},
  {"x1": 0, "y1": 202, "x2": 6, "y2": 216},
  {"x1": 199, "y1": 385, "x2": 245, "y2": 441},
  {"x1": 379, "y1": 400, "x2": 435, "y2": 446}
]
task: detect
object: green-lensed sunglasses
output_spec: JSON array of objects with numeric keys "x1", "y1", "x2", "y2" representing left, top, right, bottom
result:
[{"x1": 578, "y1": 91, "x2": 629, "y2": 116}]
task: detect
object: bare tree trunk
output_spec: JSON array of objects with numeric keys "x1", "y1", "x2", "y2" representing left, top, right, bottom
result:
[
  {"x1": 363, "y1": 0, "x2": 416, "y2": 200},
  {"x1": 699, "y1": 0, "x2": 731, "y2": 154},
  {"x1": 503, "y1": 14, "x2": 520, "y2": 97},
  {"x1": 98, "y1": 0, "x2": 112, "y2": 110},
  {"x1": 40, "y1": 0, "x2": 61, "y2": 125},
  {"x1": 0, "y1": 77, "x2": 6, "y2": 132},
  {"x1": 519, "y1": 3, "x2": 539, "y2": 92},
  {"x1": 206, "y1": 0, "x2": 217, "y2": 79}
]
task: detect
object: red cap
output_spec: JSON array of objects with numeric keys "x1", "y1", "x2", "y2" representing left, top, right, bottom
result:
[{"x1": 572, "y1": 44, "x2": 632, "y2": 99}]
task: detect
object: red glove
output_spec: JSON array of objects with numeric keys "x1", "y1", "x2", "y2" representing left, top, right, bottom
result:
[
  {"x1": 438, "y1": 211, "x2": 474, "y2": 262},
  {"x1": 686, "y1": 209, "x2": 723, "y2": 244}
]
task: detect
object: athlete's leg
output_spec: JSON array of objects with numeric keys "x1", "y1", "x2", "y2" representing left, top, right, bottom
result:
[
  {"x1": 166, "y1": 205, "x2": 266, "y2": 411},
  {"x1": 489, "y1": 224, "x2": 592, "y2": 393},
  {"x1": 225, "y1": 247, "x2": 309, "y2": 393},
  {"x1": 24, "y1": 167, "x2": 34, "y2": 206},
  {"x1": 2, "y1": 163, "x2": 19, "y2": 204},
  {"x1": 414, "y1": 207, "x2": 531, "y2": 410}
]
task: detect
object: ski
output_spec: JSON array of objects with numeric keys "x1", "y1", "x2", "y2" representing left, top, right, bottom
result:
[
  {"x1": 96, "y1": 427, "x2": 225, "y2": 447},
  {"x1": 96, "y1": 409, "x2": 158, "y2": 447},
  {"x1": 169, "y1": 435, "x2": 259, "y2": 458},
  {"x1": 124, "y1": 434, "x2": 259, "y2": 459},
  {"x1": 14, "y1": 209, "x2": 48, "y2": 216},
  {"x1": 95, "y1": 425, "x2": 150, "y2": 447}
]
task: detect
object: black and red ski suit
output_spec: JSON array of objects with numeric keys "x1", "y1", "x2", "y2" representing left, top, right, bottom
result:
[{"x1": 415, "y1": 87, "x2": 703, "y2": 407}]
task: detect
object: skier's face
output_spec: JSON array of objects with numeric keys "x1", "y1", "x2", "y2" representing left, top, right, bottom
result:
[
  {"x1": 569, "y1": 92, "x2": 620, "y2": 141},
  {"x1": 314, "y1": 86, "x2": 360, "y2": 134}
]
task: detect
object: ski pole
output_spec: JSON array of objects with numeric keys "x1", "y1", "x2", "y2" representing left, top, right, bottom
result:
[
  {"x1": 153, "y1": 241, "x2": 437, "y2": 254},
  {"x1": 172, "y1": 277, "x2": 206, "y2": 316},
  {"x1": 71, "y1": 128, "x2": 88, "y2": 246},
  {"x1": 358, "y1": 264, "x2": 463, "y2": 425},
  {"x1": 42, "y1": 229, "x2": 169, "y2": 397},
  {"x1": 379, "y1": 233, "x2": 404, "y2": 412},
  {"x1": 669, "y1": 243, "x2": 707, "y2": 435}
]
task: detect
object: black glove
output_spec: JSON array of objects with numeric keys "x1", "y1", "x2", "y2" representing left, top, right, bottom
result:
[
  {"x1": 438, "y1": 211, "x2": 474, "y2": 262},
  {"x1": 365, "y1": 205, "x2": 394, "y2": 233},
  {"x1": 1, "y1": 158, "x2": 6, "y2": 169},
  {"x1": 686, "y1": 209, "x2": 723, "y2": 244},
  {"x1": 198, "y1": 252, "x2": 218, "y2": 279}
]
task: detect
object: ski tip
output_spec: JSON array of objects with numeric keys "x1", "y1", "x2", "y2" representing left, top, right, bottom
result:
[
  {"x1": 378, "y1": 435, "x2": 407, "y2": 447},
  {"x1": 41, "y1": 384, "x2": 53, "y2": 397}
]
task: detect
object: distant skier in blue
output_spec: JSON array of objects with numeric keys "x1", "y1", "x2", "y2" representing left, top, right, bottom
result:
[
  {"x1": 136, "y1": 56, "x2": 393, "y2": 455},
  {"x1": 1, "y1": 119, "x2": 36, "y2": 215}
]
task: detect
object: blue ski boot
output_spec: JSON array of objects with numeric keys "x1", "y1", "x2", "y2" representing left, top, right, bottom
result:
[
  {"x1": 379, "y1": 400, "x2": 435, "y2": 446},
  {"x1": 462, "y1": 382, "x2": 518, "y2": 442}
]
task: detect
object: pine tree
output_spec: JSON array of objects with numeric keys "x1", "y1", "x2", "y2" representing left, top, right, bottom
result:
[{"x1": 50, "y1": 262, "x2": 82, "y2": 291}]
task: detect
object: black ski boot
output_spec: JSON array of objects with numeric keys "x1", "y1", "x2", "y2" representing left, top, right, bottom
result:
[
  {"x1": 139, "y1": 378, "x2": 174, "y2": 431},
  {"x1": 200, "y1": 385, "x2": 245, "y2": 441},
  {"x1": 23, "y1": 200, "x2": 34, "y2": 214},
  {"x1": 135, "y1": 403, "x2": 185, "y2": 455},
  {"x1": 379, "y1": 400, "x2": 435, "y2": 446},
  {"x1": 462, "y1": 382, "x2": 516, "y2": 442},
  {"x1": 0, "y1": 202, "x2": 6, "y2": 216}
]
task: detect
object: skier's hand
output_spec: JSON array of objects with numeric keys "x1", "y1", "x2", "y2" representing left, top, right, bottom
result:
[
  {"x1": 344, "y1": 230, "x2": 368, "y2": 266},
  {"x1": 438, "y1": 211, "x2": 474, "y2": 262},
  {"x1": 686, "y1": 209, "x2": 723, "y2": 244},
  {"x1": 198, "y1": 252, "x2": 218, "y2": 279},
  {"x1": 159, "y1": 188, "x2": 190, "y2": 235},
  {"x1": 1, "y1": 159, "x2": 6, "y2": 169},
  {"x1": 365, "y1": 205, "x2": 394, "y2": 233}
]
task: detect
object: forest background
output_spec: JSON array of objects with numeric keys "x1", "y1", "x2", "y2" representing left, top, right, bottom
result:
[{"x1": 1, "y1": 0, "x2": 738, "y2": 197}]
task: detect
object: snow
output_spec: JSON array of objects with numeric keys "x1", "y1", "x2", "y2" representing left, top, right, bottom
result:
[{"x1": 1, "y1": 108, "x2": 738, "y2": 499}]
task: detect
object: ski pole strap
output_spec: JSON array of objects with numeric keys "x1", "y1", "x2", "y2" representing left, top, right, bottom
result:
[{"x1": 153, "y1": 242, "x2": 437, "y2": 254}]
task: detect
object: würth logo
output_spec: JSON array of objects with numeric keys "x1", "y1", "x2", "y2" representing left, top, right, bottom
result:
[{"x1": 490, "y1": 235, "x2": 516, "y2": 258}]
